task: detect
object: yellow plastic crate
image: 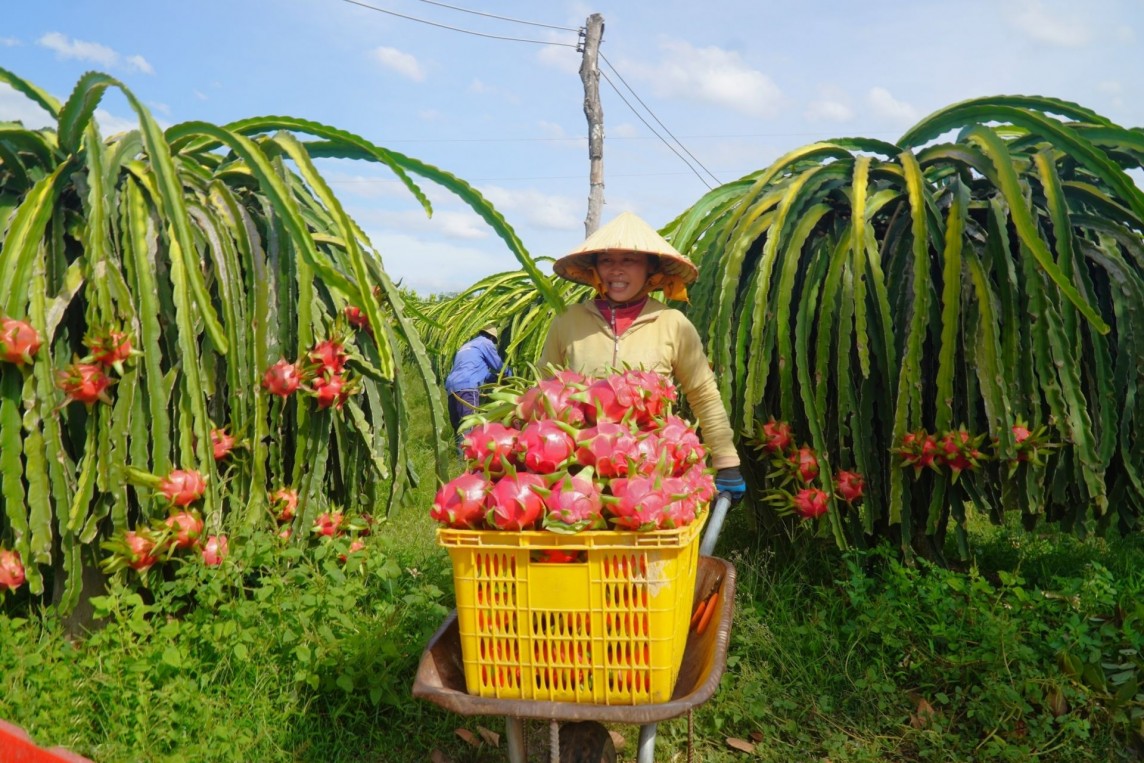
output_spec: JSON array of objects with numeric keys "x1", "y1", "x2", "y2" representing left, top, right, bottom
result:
[{"x1": 438, "y1": 517, "x2": 704, "y2": 705}]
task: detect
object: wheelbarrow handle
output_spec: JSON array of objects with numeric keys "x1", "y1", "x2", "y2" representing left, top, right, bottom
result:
[{"x1": 699, "y1": 493, "x2": 732, "y2": 556}]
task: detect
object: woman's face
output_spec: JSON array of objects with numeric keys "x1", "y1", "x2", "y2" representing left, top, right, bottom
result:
[{"x1": 596, "y1": 251, "x2": 650, "y2": 303}]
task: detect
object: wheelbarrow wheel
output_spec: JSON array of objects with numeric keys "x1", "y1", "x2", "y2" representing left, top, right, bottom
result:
[{"x1": 558, "y1": 721, "x2": 616, "y2": 763}]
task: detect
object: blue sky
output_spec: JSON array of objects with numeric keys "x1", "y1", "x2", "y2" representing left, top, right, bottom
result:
[{"x1": 2, "y1": 0, "x2": 1141, "y2": 294}]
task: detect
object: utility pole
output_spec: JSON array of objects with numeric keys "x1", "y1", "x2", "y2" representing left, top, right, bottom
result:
[{"x1": 579, "y1": 13, "x2": 605, "y2": 236}]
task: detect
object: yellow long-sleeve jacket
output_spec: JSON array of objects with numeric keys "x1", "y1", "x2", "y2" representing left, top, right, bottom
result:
[{"x1": 538, "y1": 298, "x2": 740, "y2": 470}]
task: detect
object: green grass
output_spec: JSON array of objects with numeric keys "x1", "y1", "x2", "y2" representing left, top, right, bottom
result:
[{"x1": 1, "y1": 380, "x2": 1142, "y2": 762}]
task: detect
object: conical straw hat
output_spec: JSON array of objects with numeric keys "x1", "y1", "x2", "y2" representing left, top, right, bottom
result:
[
  {"x1": 552, "y1": 211, "x2": 699, "y2": 287},
  {"x1": 479, "y1": 324, "x2": 499, "y2": 340}
]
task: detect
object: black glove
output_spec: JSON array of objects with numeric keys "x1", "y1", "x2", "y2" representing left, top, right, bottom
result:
[{"x1": 714, "y1": 467, "x2": 747, "y2": 504}]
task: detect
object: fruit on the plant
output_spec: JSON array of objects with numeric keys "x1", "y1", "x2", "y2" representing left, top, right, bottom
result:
[
  {"x1": 158, "y1": 469, "x2": 206, "y2": 507},
  {"x1": 936, "y1": 428, "x2": 985, "y2": 480},
  {"x1": 270, "y1": 487, "x2": 298, "y2": 522},
  {"x1": 307, "y1": 338, "x2": 348, "y2": 379},
  {"x1": 792, "y1": 487, "x2": 829, "y2": 519},
  {"x1": 897, "y1": 430, "x2": 940, "y2": 475},
  {"x1": 310, "y1": 373, "x2": 353, "y2": 409},
  {"x1": 210, "y1": 427, "x2": 236, "y2": 460},
  {"x1": 790, "y1": 446, "x2": 819, "y2": 483},
  {"x1": 165, "y1": 510, "x2": 204, "y2": 549},
  {"x1": 313, "y1": 511, "x2": 345, "y2": 537},
  {"x1": 0, "y1": 549, "x2": 26, "y2": 591},
  {"x1": 84, "y1": 328, "x2": 133, "y2": 373},
  {"x1": 124, "y1": 530, "x2": 160, "y2": 571},
  {"x1": 758, "y1": 418, "x2": 793, "y2": 454},
  {"x1": 339, "y1": 538, "x2": 366, "y2": 563},
  {"x1": 834, "y1": 470, "x2": 865, "y2": 503},
  {"x1": 201, "y1": 535, "x2": 228, "y2": 566},
  {"x1": 262, "y1": 359, "x2": 302, "y2": 397},
  {"x1": 344, "y1": 305, "x2": 370, "y2": 331},
  {"x1": 56, "y1": 362, "x2": 114, "y2": 405},
  {"x1": 486, "y1": 471, "x2": 546, "y2": 530},
  {"x1": 431, "y1": 472, "x2": 493, "y2": 529},
  {"x1": 0, "y1": 317, "x2": 41, "y2": 365}
]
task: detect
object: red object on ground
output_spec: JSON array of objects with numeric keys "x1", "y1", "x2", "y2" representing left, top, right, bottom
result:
[{"x1": 0, "y1": 719, "x2": 94, "y2": 763}]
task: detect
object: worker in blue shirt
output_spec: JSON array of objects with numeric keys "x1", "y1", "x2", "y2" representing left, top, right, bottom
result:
[{"x1": 444, "y1": 325, "x2": 507, "y2": 446}]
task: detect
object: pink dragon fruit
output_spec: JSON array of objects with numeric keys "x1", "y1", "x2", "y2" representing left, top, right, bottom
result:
[
  {"x1": 516, "y1": 419, "x2": 577, "y2": 474},
  {"x1": 201, "y1": 535, "x2": 229, "y2": 566},
  {"x1": 0, "y1": 549, "x2": 26, "y2": 592},
  {"x1": 164, "y1": 510, "x2": 205, "y2": 549},
  {"x1": 618, "y1": 369, "x2": 677, "y2": 426},
  {"x1": 430, "y1": 472, "x2": 492, "y2": 529},
  {"x1": 606, "y1": 475, "x2": 671, "y2": 530},
  {"x1": 834, "y1": 470, "x2": 865, "y2": 503},
  {"x1": 681, "y1": 465, "x2": 717, "y2": 505},
  {"x1": 792, "y1": 487, "x2": 829, "y2": 519},
  {"x1": 0, "y1": 316, "x2": 41, "y2": 366},
  {"x1": 516, "y1": 373, "x2": 588, "y2": 425},
  {"x1": 486, "y1": 471, "x2": 547, "y2": 530},
  {"x1": 574, "y1": 421, "x2": 640, "y2": 478},
  {"x1": 656, "y1": 415, "x2": 706, "y2": 475},
  {"x1": 542, "y1": 470, "x2": 604, "y2": 533},
  {"x1": 461, "y1": 422, "x2": 520, "y2": 476},
  {"x1": 657, "y1": 475, "x2": 698, "y2": 528},
  {"x1": 580, "y1": 374, "x2": 638, "y2": 425},
  {"x1": 158, "y1": 469, "x2": 207, "y2": 507}
]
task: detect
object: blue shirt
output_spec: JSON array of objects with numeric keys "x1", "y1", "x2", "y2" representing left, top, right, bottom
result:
[{"x1": 444, "y1": 335, "x2": 506, "y2": 393}]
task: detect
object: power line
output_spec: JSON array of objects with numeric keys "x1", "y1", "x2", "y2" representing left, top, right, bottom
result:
[
  {"x1": 340, "y1": 0, "x2": 578, "y2": 46},
  {"x1": 413, "y1": 0, "x2": 578, "y2": 32},
  {"x1": 600, "y1": 52, "x2": 721, "y2": 187},
  {"x1": 597, "y1": 66, "x2": 714, "y2": 190}
]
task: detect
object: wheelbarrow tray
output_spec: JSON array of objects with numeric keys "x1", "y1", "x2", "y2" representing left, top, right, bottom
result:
[{"x1": 412, "y1": 555, "x2": 736, "y2": 725}]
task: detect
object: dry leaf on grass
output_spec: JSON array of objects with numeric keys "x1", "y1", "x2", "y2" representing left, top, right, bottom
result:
[
  {"x1": 749, "y1": 730, "x2": 765, "y2": 742},
  {"x1": 476, "y1": 726, "x2": 500, "y2": 747},
  {"x1": 455, "y1": 728, "x2": 480, "y2": 747},
  {"x1": 726, "y1": 737, "x2": 756, "y2": 753},
  {"x1": 430, "y1": 750, "x2": 450, "y2": 763},
  {"x1": 909, "y1": 698, "x2": 937, "y2": 729}
]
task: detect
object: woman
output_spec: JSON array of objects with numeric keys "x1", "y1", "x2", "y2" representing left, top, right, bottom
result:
[{"x1": 539, "y1": 211, "x2": 746, "y2": 499}]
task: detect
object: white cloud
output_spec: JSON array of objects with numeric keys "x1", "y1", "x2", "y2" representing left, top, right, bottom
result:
[
  {"x1": 624, "y1": 39, "x2": 783, "y2": 119},
  {"x1": 612, "y1": 122, "x2": 640, "y2": 138},
  {"x1": 194, "y1": 89, "x2": 208, "y2": 101},
  {"x1": 1003, "y1": 0, "x2": 1091, "y2": 46},
  {"x1": 536, "y1": 39, "x2": 581, "y2": 75},
  {"x1": 805, "y1": 100, "x2": 853, "y2": 123},
  {"x1": 369, "y1": 231, "x2": 511, "y2": 295},
  {"x1": 1, "y1": 37, "x2": 20, "y2": 47},
  {"x1": 867, "y1": 87, "x2": 919, "y2": 124},
  {"x1": 479, "y1": 186, "x2": 582, "y2": 231},
  {"x1": 125, "y1": 54, "x2": 154, "y2": 75},
  {"x1": 94, "y1": 108, "x2": 138, "y2": 137},
  {"x1": 536, "y1": 120, "x2": 570, "y2": 140},
  {"x1": 37, "y1": 32, "x2": 153, "y2": 73},
  {"x1": 371, "y1": 46, "x2": 425, "y2": 82},
  {"x1": 0, "y1": 83, "x2": 53, "y2": 129}
]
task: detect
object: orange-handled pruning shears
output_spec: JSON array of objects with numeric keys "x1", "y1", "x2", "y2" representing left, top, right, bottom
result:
[{"x1": 689, "y1": 573, "x2": 724, "y2": 635}]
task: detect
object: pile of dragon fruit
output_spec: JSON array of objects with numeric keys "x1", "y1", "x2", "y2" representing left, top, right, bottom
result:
[{"x1": 431, "y1": 369, "x2": 716, "y2": 533}]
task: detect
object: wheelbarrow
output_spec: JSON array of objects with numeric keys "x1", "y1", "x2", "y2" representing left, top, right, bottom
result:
[{"x1": 412, "y1": 495, "x2": 737, "y2": 762}]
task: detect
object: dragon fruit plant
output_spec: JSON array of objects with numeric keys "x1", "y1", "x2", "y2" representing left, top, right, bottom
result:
[{"x1": 430, "y1": 368, "x2": 716, "y2": 533}]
